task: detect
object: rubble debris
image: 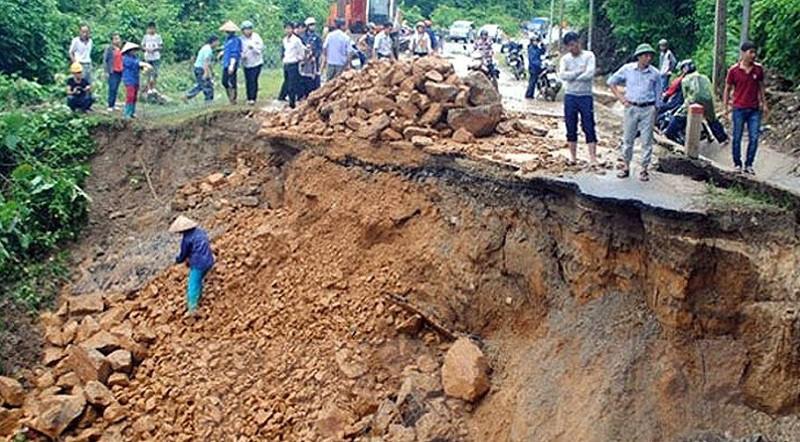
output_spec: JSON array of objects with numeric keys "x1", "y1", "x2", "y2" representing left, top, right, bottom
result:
[{"x1": 441, "y1": 337, "x2": 490, "y2": 402}]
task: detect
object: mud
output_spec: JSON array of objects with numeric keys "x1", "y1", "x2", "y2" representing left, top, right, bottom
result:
[{"x1": 6, "y1": 111, "x2": 800, "y2": 441}]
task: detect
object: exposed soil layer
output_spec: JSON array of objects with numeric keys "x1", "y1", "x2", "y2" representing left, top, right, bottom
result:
[{"x1": 6, "y1": 112, "x2": 800, "y2": 441}]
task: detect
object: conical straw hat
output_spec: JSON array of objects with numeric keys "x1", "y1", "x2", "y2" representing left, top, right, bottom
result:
[
  {"x1": 219, "y1": 20, "x2": 240, "y2": 32},
  {"x1": 121, "y1": 42, "x2": 140, "y2": 53},
  {"x1": 169, "y1": 215, "x2": 198, "y2": 233}
]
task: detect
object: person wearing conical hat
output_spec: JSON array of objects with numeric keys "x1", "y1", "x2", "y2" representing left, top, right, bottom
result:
[
  {"x1": 170, "y1": 216, "x2": 215, "y2": 314},
  {"x1": 607, "y1": 43, "x2": 662, "y2": 182},
  {"x1": 66, "y1": 62, "x2": 95, "y2": 112},
  {"x1": 121, "y1": 42, "x2": 152, "y2": 118},
  {"x1": 219, "y1": 20, "x2": 242, "y2": 104}
]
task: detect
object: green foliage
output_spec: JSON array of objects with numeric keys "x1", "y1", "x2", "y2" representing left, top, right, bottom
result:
[
  {"x1": 0, "y1": 106, "x2": 95, "y2": 307},
  {"x1": 430, "y1": 5, "x2": 462, "y2": 28},
  {"x1": 0, "y1": 0, "x2": 71, "y2": 82},
  {"x1": 428, "y1": 2, "x2": 522, "y2": 37},
  {"x1": 752, "y1": 0, "x2": 800, "y2": 80},
  {"x1": 0, "y1": 75, "x2": 60, "y2": 111}
]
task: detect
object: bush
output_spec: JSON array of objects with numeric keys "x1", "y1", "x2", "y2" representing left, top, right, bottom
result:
[
  {"x1": 752, "y1": 0, "x2": 800, "y2": 81},
  {"x1": 0, "y1": 75, "x2": 60, "y2": 111},
  {"x1": 0, "y1": 107, "x2": 95, "y2": 305},
  {"x1": 0, "y1": 0, "x2": 71, "y2": 82}
]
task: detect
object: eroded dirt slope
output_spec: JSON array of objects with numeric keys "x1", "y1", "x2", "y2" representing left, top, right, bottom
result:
[{"x1": 6, "y1": 111, "x2": 800, "y2": 441}]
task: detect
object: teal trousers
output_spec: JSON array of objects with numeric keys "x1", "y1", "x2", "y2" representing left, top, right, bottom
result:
[{"x1": 187, "y1": 267, "x2": 208, "y2": 311}]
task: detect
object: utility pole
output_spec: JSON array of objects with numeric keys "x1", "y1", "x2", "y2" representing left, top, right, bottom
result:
[
  {"x1": 741, "y1": 0, "x2": 751, "y2": 45},
  {"x1": 712, "y1": 0, "x2": 727, "y2": 95},
  {"x1": 588, "y1": 0, "x2": 594, "y2": 51},
  {"x1": 558, "y1": 0, "x2": 565, "y2": 51},
  {"x1": 549, "y1": 0, "x2": 556, "y2": 42}
]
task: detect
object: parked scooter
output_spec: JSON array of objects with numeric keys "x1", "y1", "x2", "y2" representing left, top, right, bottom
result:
[
  {"x1": 501, "y1": 41, "x2": 526, "y2": 81},
  {"x1": 536, "y1": 56, "x2": 561, "y2": 101}
]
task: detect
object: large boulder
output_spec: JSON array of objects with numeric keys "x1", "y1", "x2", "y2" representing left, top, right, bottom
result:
[
  {"x1": 67, "y1": 293, "x2": 104, "y2": 316},
  {"x1": 65, "y1": 345, "x2": 112, "y2": 384},
  {"x1": 424, "y1": 82, "x2": 459, "y2": 103},
  {"x1": 441, "y1": 337, "x2": 490, "y2": 402},
  {"x1": 463, "y1": 72, "x2": 501, "y2": 106},
  {"x1": 29, "y1": 394, "x2": 86, "y2": 439},
  {"x1": 0, "y1": 376, "x2": 24, "y2": 407},
  {"x1": 446, "y1": 104, "x2": 503, "y2": 137}
]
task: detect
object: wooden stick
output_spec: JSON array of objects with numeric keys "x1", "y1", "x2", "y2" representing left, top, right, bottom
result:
[{"x1": 383, "y1": 291, "x2": 457, "y2": 341}]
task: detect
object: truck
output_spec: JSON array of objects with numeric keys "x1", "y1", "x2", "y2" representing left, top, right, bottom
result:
[{"x1": 328, "y1": 0, "x2": 398, "y2": 33}]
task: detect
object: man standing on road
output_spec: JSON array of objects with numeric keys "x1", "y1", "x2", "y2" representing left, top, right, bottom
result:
[
  {"x1": 141, "y1": 22, "x2": 163, "y2": 95},
  {"x1": 424, "y1": 20, "x2": 438, "y2": 55},
  {"x1": 557, "y1": 32, "x2": 598, "y2": 167},
  {"x1": 373, "y1": 23, "x2": 394, "y2": 60},
  {"x1": 658, "y1": 39, "x2": 676, "y2": 94},
  {"x1": 282, "y1": 21, "x2": 305, "y2": 108},
  {"x1": 607, "y1": 43, "x2": 662, "y2": 181},
  {"x1": 525, "y1": 33, "x2": 545, "y2": 100},
  {"x1": 723, "y1": 42, "x2": 768, "y2": 175},
  {"x1": 322, "y1": 19, "x2": 352, "y2": 80},
  {"x1": 69, "y1": 25, "x2": 93, "y2": 84},
  {"x1": 304, "y1": 17, "x2": 323, "y2": 92}
]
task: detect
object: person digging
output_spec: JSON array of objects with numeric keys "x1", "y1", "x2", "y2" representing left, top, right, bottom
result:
[{"x1": 170, "y1": 216, "x2": 215, "y2": 316}]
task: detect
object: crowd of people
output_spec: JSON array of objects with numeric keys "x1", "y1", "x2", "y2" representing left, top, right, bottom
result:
[
  {"x1": 548, "y1": 32, "x2": 767, "y2": 178},
  {"x1": 63, "y1": 18, "x2": 768, "y2": 176}
]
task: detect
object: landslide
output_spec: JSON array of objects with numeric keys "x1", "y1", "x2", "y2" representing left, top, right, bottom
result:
[{"x1": 6, "y1": 65, "x2": 800, "y2": 441}]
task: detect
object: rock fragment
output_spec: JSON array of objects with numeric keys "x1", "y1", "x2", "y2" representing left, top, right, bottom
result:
[{"x1": 441, "y1": 338, "x2": 490, "y2": 402}]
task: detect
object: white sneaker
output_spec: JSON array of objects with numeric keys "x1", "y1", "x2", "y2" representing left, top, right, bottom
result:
[
  {"x1": 107, "y1": 107, "x2": 114, "y2": 112},
  {"x1": 744, "y1": 166, "x2": 755, "y2": 175},
  {"x1": 734, "y1": 165, "x2": 743, "y2": 173}
]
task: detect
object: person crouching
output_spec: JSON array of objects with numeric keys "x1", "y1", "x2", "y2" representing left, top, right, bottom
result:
[
  {"x1": 170, "y1": 216, "x2": 215, "y2": 315},
  {"x1": 66, "y1": 62, "x2": 95, "y2": 112}
]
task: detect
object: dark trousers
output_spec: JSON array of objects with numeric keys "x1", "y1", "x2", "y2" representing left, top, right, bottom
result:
[
  {"x1": 186, "y1": 67, "x2": 214, "y2": 101},
  {"x1": 222, "y1": 66, "x2": 237, "y2": 89},
  {"x1": 107, "y1": 72, "x2": 122, "y2": 108},
  {"x1": 732, "y1": 108, "x2": 762, "y2": 168},
  {"x1": 244, "y1": 65, "x2": 262, "y2": 101},
  {"x1": 283, "y1": 62, "x2": 300, "y2": 108},
  {"x1": 67, "y1": 95, "x2": 94, "y2": 112},
  {"x1": 526, "y1": 66, "x2": 541, "y2": 98},
  {"x1": 564, "y1": 94, "x2": 597, "y2": 143}
]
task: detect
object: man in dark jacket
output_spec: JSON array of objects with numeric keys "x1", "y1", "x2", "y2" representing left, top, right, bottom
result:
[
  {"x1": 525, "y1": 34, "x2": 545, "y2": 99},
  {"x1": 170, "y1": 216, "x2": 215, "y2": 314}
]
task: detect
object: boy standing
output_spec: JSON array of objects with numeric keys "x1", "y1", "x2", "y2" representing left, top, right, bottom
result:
[
  {"x1": 558, "y1": 32, "x2": 598, "y2": 167},
  {"x1": 103, "y1": 33, "x2": 124, "y2": 111},
  {"x1": 141, "y1": 22, "x2": 163, "y2": 94},
  {"x1": 723, "y1": 42, "x2": 768, "y2": 175}
]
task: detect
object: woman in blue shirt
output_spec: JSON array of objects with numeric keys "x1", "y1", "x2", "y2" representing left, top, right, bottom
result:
[
  {"x1": 219, "y1": 21, "x2": 242, "y2": 104},
  {"x1": 121, "y1": 42, "x2": 152, "y2": 118},
  {"x1": 170, "y1": 216, "x2": 215, "y2": 315}
]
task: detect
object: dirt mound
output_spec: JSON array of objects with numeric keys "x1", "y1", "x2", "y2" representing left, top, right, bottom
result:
[{"x1": 764, "y1": 81, "x2": 800, "y2": 159}]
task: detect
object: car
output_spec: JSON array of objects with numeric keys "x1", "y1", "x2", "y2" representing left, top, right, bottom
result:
[
  {"x1": 524, "y1": 17, "x2": 550, "y2": 38},
  {"x1": 478, "y1": 24, "x2": 502, "y2": 43},
  {"x1": 448, "y1": 20, "x2": 476, "y2": 43}
]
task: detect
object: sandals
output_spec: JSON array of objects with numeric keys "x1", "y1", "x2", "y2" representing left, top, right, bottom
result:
[
  {"x1": 617, "y1": 169, "x2": 630, "y2": 179},
  {"x1": 639, "y1": 170, "x2": 650, "y2": 182}
]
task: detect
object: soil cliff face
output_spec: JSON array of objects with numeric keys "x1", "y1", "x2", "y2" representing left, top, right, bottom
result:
[{"x1": 8, "y1": 114, "x2": 800, "y2": 441}]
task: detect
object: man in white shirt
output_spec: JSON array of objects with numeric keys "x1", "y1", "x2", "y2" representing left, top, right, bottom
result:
[
  {"x1": 658, "y1": 39, "x2": 676, "y2": 93},
  {"x1": 282, "y1": 21, "x2": 306, "y2": 108},
  {"x1": 240, "y1": 20, "x2": 264, "y2": 105},
  {"x1": 373, "y1": 23, "x2": 394, "y2": 60},
  {"x1": 69, "y1": 25, "x2": 94, "y2": 84},
  {"x1": 322, "y1": 19, "x2": 353, "y2": 81},
  {"x1": 141, "y1": 21, "x2": 163, "y2": 93}
]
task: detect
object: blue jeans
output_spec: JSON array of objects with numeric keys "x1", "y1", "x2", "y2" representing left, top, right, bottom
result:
[
  {"x1": 186, "y1": 68, "x2": 214, "y2": 101},
  {"x1": 187, "y1": 267, "x2": 209, "y2": 311},
  {"x1": 107, "y1": 72, "x2": 122, "y2": 108},
  {"x1": 526, "y1": 66, "x2": 541, "y2": 98},
  {"x1": 732, "y1": 108, "x2": 761, "y2": 167},
  {"x1": 564, "y1": 94, "x2": 597, "y2": 143}
]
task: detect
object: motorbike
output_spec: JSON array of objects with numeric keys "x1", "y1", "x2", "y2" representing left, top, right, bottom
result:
[
  {"x1": 501, "y1": 41, "x2": 526, "y2": 81},
  {"x1": 468, "y1": 51, "x2": 500, "y2": 90},
  {"x1": 536, "y1": 56, "x2": 561, "y2": 101}
]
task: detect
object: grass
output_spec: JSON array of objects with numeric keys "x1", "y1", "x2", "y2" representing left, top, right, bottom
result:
[
  {"x1": 705, "y1": 182, "x2": 791, "y2": 212},
  {"x1": 87, "y1": 60, "x2": 283, "y2": 126}
]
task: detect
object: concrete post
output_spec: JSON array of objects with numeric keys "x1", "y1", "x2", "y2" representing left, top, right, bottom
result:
[{"x1": 685, "y1": 104, "x2": 705, "y2": 159}]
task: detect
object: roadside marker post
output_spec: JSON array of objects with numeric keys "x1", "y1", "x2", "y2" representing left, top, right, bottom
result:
[{"x1": 685, "y1": 104, "x2": 705, "y2": 159}]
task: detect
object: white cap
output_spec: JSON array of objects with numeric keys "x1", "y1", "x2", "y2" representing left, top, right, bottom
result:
[{"x1": 305, "y1": 17, "x2": 316, "y2": 25}]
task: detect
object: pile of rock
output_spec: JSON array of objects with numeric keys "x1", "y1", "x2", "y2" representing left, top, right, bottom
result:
[
  {"x1": 262, "y1": 57, "x2": 505, "y2": 146},
  {"x1": 5, "y1": 292, "x2": 154, "y2": 440}
]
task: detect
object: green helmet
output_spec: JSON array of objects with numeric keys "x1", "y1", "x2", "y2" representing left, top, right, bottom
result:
[
  {"x1": 240, "y1": 20, "x2": 254, "y2": 30},
  {"x1": 633, "y1": 43, "x2": 656, "y2": 58}
]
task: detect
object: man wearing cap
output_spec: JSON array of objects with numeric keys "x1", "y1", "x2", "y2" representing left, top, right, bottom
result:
[
  {"x1": 240, "y1": 20, "x2": 264, "y2": 105},
  {"x1": 219, "y1": 20, "x2": 242, "y2": 104},
  {"x1": 69, "y1": 25, "x2": 94, "y2": 84},
  {"x1": 303, "y1": 17, "x2": 323, "y2": 92},
  {"x1": 658, "y1": 39, "x2": 676, "y2": 94},
  {"x1": 170, "y1": 216, "x2": 215, "y2": 315},
  {"x1": 322, "y1": 18, "x2": 352, "y2": 81},
  {"x1": 607, "y1": 43, "x2": 663, "y2": 181}
]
